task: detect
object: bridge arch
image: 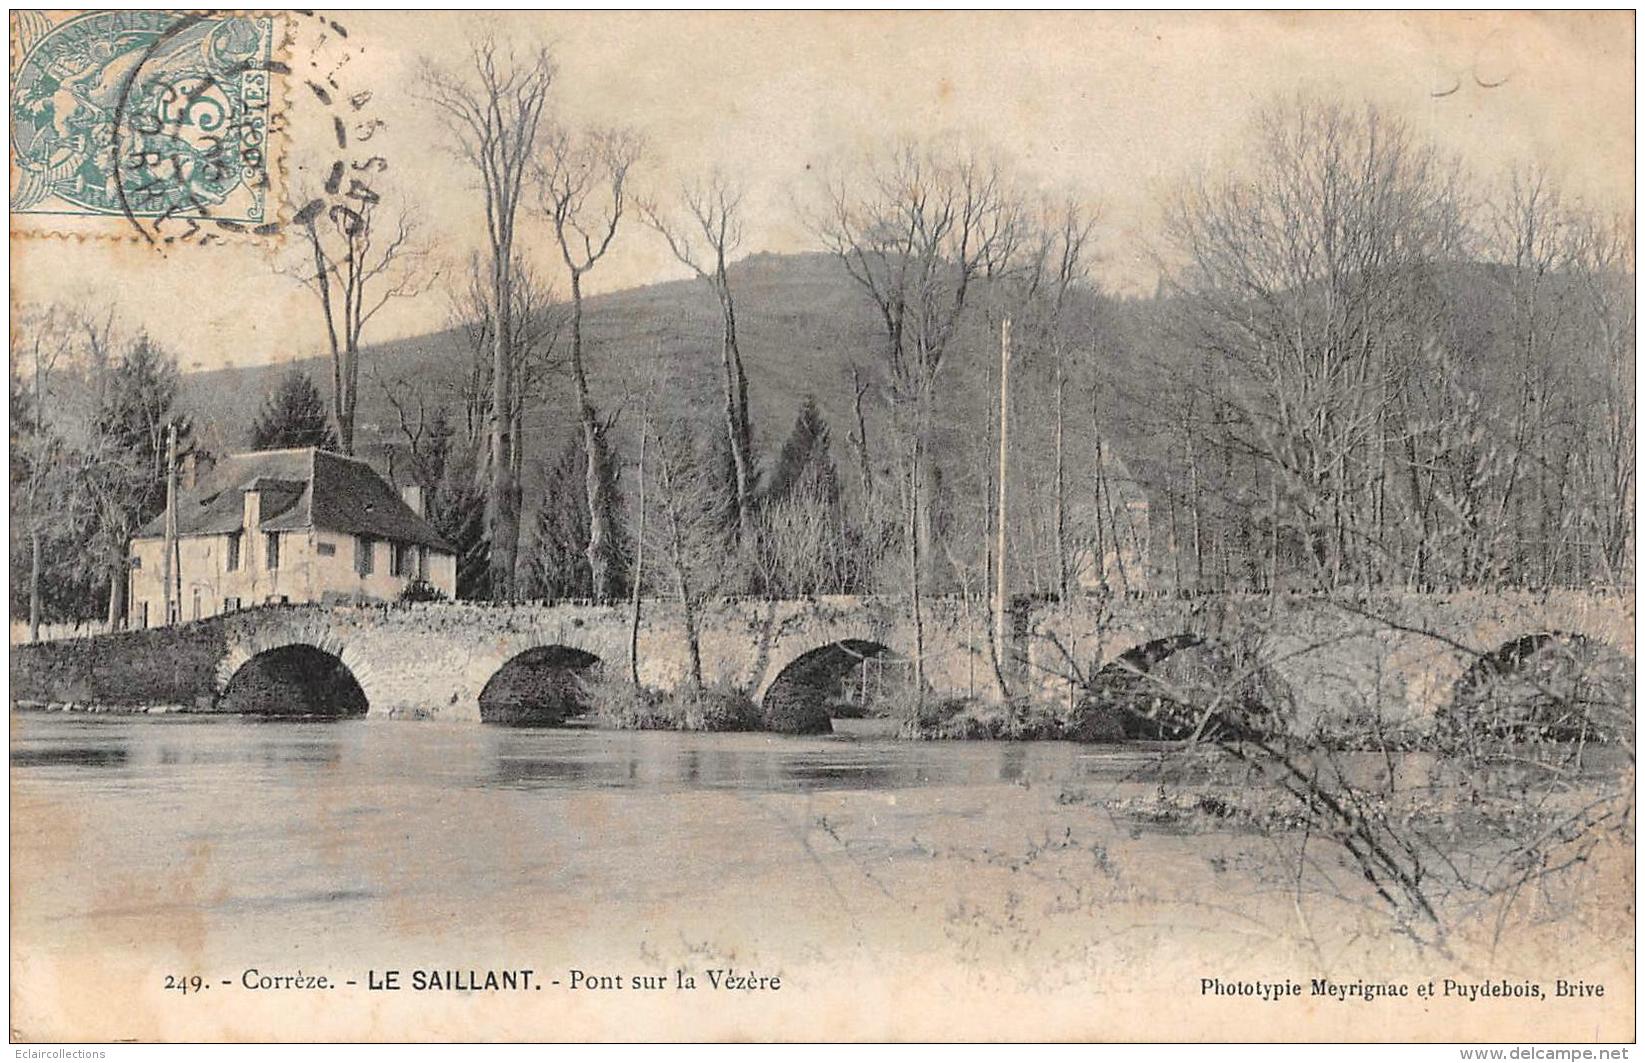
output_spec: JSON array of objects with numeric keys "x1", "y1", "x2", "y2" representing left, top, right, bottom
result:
[
  {"x1": 478, "y1": 645, "x2": 605, "y2": 726},
  {"x1": 216, "y1": 615, "x2": 384, "y2": 708},
  {"x1": 1440, "y1": 631, "x2": 1633, "y2": 744},
  {"x1": 216, "y1": 643, "x2": 369, "y2": 717},
  {"x1": 1086, "y1": 633, "x2": 1294, "y2": 741},
  {"x1": 760, "y1": 639, "x2": 913, "y2": 733}
]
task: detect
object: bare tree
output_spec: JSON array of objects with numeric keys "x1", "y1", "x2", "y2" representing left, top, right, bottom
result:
[
  {"x1": 11, "y1": 306, "x2": 74, "y2": 639},
  {"x1": 629, "y1": 398, "x2": 650, "y2": 687},
  {"x1": 444, "y1": 255, "x2": 569, "y2": 492},
  {"x1": 371, "y1": 366, "x2": 452, "y2": 500},
  {"x1": 1090, "y1": 611, "x2": 1633, "y2": 950},
  {"x1": 644, "y1": 416, "x2": 730, "y2": 692},
  {"x1": 444, "y1": 260, "x2": 497, "y2": 453},
  {"x1": 1162, "y1": 97, "x2": 1466, "y2": 590},
  {"x1": 1477, "y1": 166, "x2": 1581, "y2": 586},
  {"x1": 1040, "y1": 199, "x2": 1098, "y2": 601},
  {"x1": 291, "y1": 192, "x2": 431, "y2": 455},
  {"x1": 846, "y1": 363, "x2": 875, "y2": 503},
  {"x1": 754, "y1": 399, "x2": 857, "y2": 598},
  {"x1": 812, "y1": 140, "x2": 1022, "y2": 693},
  {"x1": 418, "y1": 36, "x2": 555, "y2": 599},
  {"x1": 539, "y1": 124, "x2": 644, "y2": 602},
  {"x1": 640, "y1": 173, "x2": 756, "y2": 543},
  {"x1": 1566, "y1": 208, "x2": 1636, "y2": 583},
  {"x1": 753, "y1": 484, "x2": 852, "y2": 598}
]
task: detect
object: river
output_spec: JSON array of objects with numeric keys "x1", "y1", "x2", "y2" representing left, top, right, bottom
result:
[{"x1": 9, "y1": 710, "x2": 1632, "y2": 1041}]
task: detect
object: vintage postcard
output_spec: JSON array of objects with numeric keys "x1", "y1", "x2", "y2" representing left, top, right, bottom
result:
[{"x1": 7, "y1": 9, "x2": 1636, "y2": 1046}]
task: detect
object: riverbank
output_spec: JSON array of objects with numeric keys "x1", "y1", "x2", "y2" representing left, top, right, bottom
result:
[{"x1": 12, "y1": 698, "x2": 191, "y2": 715}]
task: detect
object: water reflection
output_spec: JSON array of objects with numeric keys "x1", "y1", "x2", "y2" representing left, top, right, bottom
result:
[
  {"x1": 27, "y1": 710, "x2": 1555, "y2": 801},
  {"x1": 477, "y1": 730, "x2": 1087, "y2": 793},
  {"x1": 11, "y1": 746, "x2": 129, "y2": 769},
  {"x1": 997, "y1": 744, "x2": 1028, "y2": 783},
  {"x1": 13, "y1": 711, "x2": 1137, "y2": 796},
  {"x1": 11, "y1": 713, "x2": 354, "y2": 780}
]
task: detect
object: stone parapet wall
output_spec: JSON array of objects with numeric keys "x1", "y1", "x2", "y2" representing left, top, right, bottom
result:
[
  {"x1": 11, "y1": 616, "x2": 231, "y2": 708},
  {"x1": 8, "y1": 592, "x2": 1633, "y2": 726}
]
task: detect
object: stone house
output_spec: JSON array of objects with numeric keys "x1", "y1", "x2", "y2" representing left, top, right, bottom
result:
[{"x1": 127, "y1": 447, "x2": 456, "y2": 627}]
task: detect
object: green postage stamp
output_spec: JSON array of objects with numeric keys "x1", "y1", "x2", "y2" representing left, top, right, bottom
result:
[{"x1": 10, "y1": 10, "x2": 284, "y2": 241}]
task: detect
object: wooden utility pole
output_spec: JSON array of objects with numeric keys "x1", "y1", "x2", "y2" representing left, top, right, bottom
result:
[
  {"x1": 992, "y1": 316, "x2": 1012, "y2": 700},
  {"x1": 629, "y1": 408, "x2": 648, "y2": 688},
  {"x1": 161, "y1": 421, "x2": 178, "y2": 625}
]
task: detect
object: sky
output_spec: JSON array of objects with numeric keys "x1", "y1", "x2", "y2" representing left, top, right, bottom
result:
[{"x1": 10, "y1": 10, "x2": 1635, "y2": 372}]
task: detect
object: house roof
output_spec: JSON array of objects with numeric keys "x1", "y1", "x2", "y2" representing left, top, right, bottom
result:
[{"x1": 135, "y1": 448, "x2": 454, "y2": 553}]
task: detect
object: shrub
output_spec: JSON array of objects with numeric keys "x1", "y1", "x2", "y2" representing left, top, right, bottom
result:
[
  {"x1": 675, "y1": 683, "x2": 763, "y2": 732},
  {"x1": 583, "y1": 671, "x2": 761, "y2": 732},
  {"x1": 581, "y1": 670, "x2": 670, "y2": 729},
  {"x1": 398, "y1": 579, "x2": 448, "y2": 603},
  {"x1": 899, "y1": 696, "x2": 980, "y2": 739},
  {"x1": 902, "y1": 695, "x2": 1066, "y2": 740}
]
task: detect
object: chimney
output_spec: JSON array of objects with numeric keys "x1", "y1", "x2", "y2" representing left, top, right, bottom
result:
[
  {"x1": 400, "y1": 484, "x2": 424, "y2": 518},
  {"x1": 243, "y1": 483, "x2": 262, "y2": 542}
]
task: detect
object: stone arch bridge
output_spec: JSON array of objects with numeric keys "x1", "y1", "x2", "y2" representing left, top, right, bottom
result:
[{"x1": 9, "y1": 592, "x2": 1633, "y2": 729}]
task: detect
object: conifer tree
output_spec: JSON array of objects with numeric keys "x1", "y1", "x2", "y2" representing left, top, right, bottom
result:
[
  {"x1": 523, "y1": 429, "x2": 630, "y2": 601},
  {"x1": 248, "y1": 370, "x2": 338, "y2": 451},
  {"x1": 764, "y1": 396, "x2": 839, "y2": 507}
]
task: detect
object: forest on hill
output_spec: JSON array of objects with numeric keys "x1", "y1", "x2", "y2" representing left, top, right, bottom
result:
[
  {"x1": 175, "y1": 249, "x2": 1161, "y2": 598},
  {"x1": 175, "y1": 242, "x2": 1632, "y2": 605}
]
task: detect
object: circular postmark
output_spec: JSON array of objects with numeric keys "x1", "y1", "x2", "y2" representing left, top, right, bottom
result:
[{"x1": 11, "y1": 10, "x2": 278, "y2": 235}]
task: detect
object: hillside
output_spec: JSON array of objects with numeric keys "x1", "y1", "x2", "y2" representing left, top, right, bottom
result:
[
  {"x1": 179, "y1": 252, "x2": 1158, "y2": 517},
  {"x1": 185, "y1": 253, "x2": 876, "y2": 472},
  {"x1": 175, "y1": 250, "x2": 1615, "y2": 598}
]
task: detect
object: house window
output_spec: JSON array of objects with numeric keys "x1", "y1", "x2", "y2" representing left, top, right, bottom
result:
[
  {"x1": 316, "y1": 541, "x2": 336, "y2": 557},
  {"x1": 265, "y1": 532, "x2": 280, "y2": 570},
  {"x1": 223, "y1": 597, "x2": 241, "y2": 613},
  {"x1": 138, "y1": 602, "x2": 149, "y2": 629},
  {"x1": 391, "y1": 542, "x2": 416, "y2": 578},
  {"x1": 417, "y1": 546, "x2": 429, "y2": 581},
  {"x1": 226, "y1": 533, "x2": 241, "y2": 571},
  {"x1": 191, "y1": 590, "x2": 201, "y2": 621},
  {"x1": 130, "y1": 555, "x2": 142, "y2": 570},
  {"x1": 355, "y1": 535, "x2": 375, "y2": 576}
]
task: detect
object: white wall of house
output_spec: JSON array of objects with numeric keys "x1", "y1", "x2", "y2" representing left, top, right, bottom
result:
[
  {"x1": 129, "y1": 529, "x2": 309, "y2": 627},
  {"x1": 128, "y1": 528, "x2": 458, "y2": 627},
  {"x1": 427, "y1": 551, "x2": 457, "y2": 598},
  {"x1": 304, "y1": 530, "x2": 457, "y2": 605}
]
